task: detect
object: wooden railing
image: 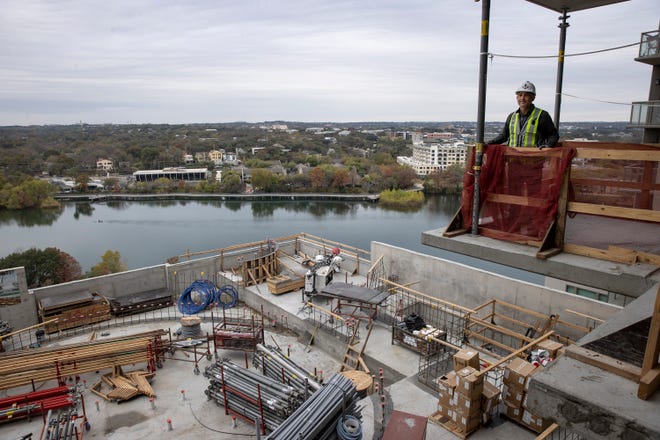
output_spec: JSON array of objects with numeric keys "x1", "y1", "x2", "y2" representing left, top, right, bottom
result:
[{"x1": 556, "y1": 141, "x2": 660, "y2": 265}]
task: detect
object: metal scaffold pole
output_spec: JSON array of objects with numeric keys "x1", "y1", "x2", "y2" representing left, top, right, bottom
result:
[
  {"x1": 554, "y1": 8, "x2": 570, "y2": 129},
  {"x1": 472, "y1": 0, "x2": 491, "y2": 235}
]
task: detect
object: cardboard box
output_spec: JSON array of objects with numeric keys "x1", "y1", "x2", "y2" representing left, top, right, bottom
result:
[
  {"x1": 450, "y1": 391, "x2": 481, "y2": 416},
  {"x1": 481, "y1": 380, "x2": 501, "y2": 415},
  {"x1": 503, "y1": 401, "x2": 522, "y2": 422},
  {"x1": 453, "y1": 349, "x2": 480, "y2": 371},
  {"x1": 451, "y1": 409, "x2": 481, "y2": 434},
  {"x1": 435, "y1": 402, "x2": 452, "y2": 419},
  {"x1": 438, "y1": 389, "x2": 452, "y2": 409},
  {"x1": 438, "y1": 371, "x2": 457, "y2": 397},
  {"x1": 502, "y1": 384, "x2": 525, "y2": 407},
  {"x1": 521, "y1": 409, "x2": 552, "y2": 433},
  {"x1": 524, "y1": 365, "x2": 544, "y2": 392},
  {"x1": 504, "y1": 357, "x2": 536, "y2": 389},
  {"x1": 535, "y1": 339, "x2": 563, "y2": 359},
  {"x1": 455, "y1": 367, "x2": 484, "y2": 399}
]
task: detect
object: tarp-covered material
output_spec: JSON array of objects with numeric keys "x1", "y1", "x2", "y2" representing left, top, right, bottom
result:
[{"x1": 462, "y1": 145, "x2": 576, "y2": 242}]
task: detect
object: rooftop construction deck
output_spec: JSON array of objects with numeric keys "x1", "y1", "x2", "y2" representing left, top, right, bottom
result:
[{"x1": 2, "y1": 230, "x2": 656, "y2": 439}]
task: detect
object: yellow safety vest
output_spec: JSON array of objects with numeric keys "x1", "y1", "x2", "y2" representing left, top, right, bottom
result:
[{"x1": 508, "y1": 107, "x2": 542, "y2": 147}]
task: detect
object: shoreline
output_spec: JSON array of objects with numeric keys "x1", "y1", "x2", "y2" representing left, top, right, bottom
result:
[{"x1": 54, "y1": 192, "x2": 381, "y2": 203}]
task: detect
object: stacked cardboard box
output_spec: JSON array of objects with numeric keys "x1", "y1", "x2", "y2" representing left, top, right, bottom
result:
[
  {"x1": 433, "y1": 349, "x2": 501, "y2": 436},
  {"x1": 535, "y1": 339, "x2": 563, "y2": 359},
  {"x1": 453, "y1": 348, "x2": 480, "y2": 371},
  {"x1": 502, "y1": 357, "x2": 551, "y2": 433}
]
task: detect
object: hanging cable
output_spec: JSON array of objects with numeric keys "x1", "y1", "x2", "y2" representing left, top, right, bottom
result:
[
  {"x1": 488, "y1": 41, "x2": 639, "y2": 60},
  {"x1": 561, "y1": 92, "x2": 630, "y2": 106}
]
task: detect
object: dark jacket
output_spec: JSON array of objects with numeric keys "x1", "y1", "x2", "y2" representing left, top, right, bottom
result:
[{"x1": 488, "y1": 105, "x2": 559, "y2": 147}]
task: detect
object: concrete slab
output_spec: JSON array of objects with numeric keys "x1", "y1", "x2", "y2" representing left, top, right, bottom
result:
[
  {"x1": 527, "y1": 356, "x2": 660, "y2": 440},
  {"x1": 421, "y1": 227, "x2": 660, "y2": 297}
]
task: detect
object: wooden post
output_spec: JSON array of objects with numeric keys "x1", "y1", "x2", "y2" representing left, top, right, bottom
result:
[{"x1": 638, "y1": 285, "x2": 660, "y2": 400}]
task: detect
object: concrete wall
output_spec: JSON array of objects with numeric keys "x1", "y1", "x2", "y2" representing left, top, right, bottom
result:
[
  {"x1": 0, "y1": 267, "x2": 38, "y2": 329},
  {"x1": 371, "y1": 242, "x2": 621, "y2": 340},
  {"x1": 33, "y1": 265, "x2": 168, "y2": 304}
]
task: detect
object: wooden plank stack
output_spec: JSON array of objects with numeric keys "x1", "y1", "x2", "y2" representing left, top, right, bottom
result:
[
  {"x1": 0, "y1": 330, "x2": 166, "y2": 391},
  {"x1": 267, "y1": 273, "x2": 304, "y2": 295}
]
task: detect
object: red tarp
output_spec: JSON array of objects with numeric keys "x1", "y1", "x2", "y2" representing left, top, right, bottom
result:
[{"x1": 461, "y1": 145, "x2": 576, "y2": 242}]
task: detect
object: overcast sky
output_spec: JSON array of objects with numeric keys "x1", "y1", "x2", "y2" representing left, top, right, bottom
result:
[{"x1": 1, "y1": 0, "x2": 658, "y2": 126}]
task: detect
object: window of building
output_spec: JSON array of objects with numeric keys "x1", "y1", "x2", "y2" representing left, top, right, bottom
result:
[{"x1": 566, "y1": 285, "x2": 609, "y2": 303}]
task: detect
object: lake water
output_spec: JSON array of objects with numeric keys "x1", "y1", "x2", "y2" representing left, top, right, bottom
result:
[{"x1": 0, "y1": 195, "x2": 541, "y2": 283}]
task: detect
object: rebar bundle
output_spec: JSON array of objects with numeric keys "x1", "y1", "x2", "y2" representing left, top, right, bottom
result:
[
  {"x1": 265, "y1": 373, "x2": 361, "y2": 440},
  {"x1": 204, "y1": 359, "x2": 305, "y2": 432},
  {"x1": 253, "y1": 344, "x2": 321, "y2": 393},
  {"x1": 43, "y1": 409, "x2": 85, "y2": 440}
]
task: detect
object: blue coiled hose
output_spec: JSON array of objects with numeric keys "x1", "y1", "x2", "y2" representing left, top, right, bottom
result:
[
  {"x1": 178, "y1": 279, "x2": 218, "y2": 314},
  {"x1": 215, "y1": 284, "x2": 238, "y2": 309},
  {"x1": 336, "y1": 415, "x2": 362, "y2": 440},
  {"x1": 178, "y1": 280, "x2": 239, "y2": 314}
]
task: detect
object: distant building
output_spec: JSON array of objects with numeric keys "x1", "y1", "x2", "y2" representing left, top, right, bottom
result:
[
  {"x1": 397, "y1": 141, "x2": 468, "y2": 176},
  {"x1": 183, "y1": 153, "x2": 194, "y2": 164},
  {"x1": 133, "y1": 168, "x2": 210, "y2": 182},
  {"x1": 208, "y1": 150, "x2": 223, "y2": 165},
  {"x1": 96, "y1": 158, "x2": 113, "y2": 171},
  {"x1": 194, "y1": 152, "x2": 208, "y2": 162}
]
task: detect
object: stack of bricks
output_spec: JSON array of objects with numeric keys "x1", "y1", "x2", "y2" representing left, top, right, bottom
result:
[
  {"x1": 502, "y1": 357, "x2": 552, "y2": 433},
  {"x1": 435, "y1": 349, "x2": 501, "y2": 436}
]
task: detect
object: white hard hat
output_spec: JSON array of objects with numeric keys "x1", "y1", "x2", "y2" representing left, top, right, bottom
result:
[{"x1": 516, "y1": 81, "x2": 536, "y2": 95}]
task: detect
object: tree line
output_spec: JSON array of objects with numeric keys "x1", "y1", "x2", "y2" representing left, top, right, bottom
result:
[{"x1": 0, "y1": 248, "x2": 127, "y2": 288}]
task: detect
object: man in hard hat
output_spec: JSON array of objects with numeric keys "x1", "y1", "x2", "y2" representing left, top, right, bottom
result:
[{"x1": 488, "y1": 81, "x2": 559, "y2": 149}]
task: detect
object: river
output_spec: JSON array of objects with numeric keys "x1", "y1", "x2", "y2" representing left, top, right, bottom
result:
[{"x1": 0, "y1": 195, "x2": 541, "y2": 283}]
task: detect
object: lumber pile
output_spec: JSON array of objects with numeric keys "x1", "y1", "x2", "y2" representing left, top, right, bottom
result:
[
  {"x1": 38, "y1": 290, "x2": 111, "y2": 333},
  {"x1": 91, "y1": 367, "x2": 155, "y2": 402},
  {"x1": 267, "y1": 273, "x2": 304, "y2": 295},
  {"x1": 0, "y1": 329, "x2": 167, "y2": 391}
]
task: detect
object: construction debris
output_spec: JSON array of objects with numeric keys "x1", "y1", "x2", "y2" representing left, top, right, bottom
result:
[{"x1": 90, "y1": 367, "x2": 155, "y2": 403}]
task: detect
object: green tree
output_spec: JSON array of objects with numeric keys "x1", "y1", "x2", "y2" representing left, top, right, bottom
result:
[
  {"x1": 152, "y1": 177, "x2": 174, "y2": 193},
  {"x1": 0, "y1": 247, "x2": 82, "y2": 287},
  {"x1": 220, "y1": 172, "x2": 244, "y2": 193},
  {"x1": 87, "y1": 250, "x2": 127, "y2": 277},
  {"x1": 76, "y1": 174, "x2": 90, "y2": 193},
  {"x1": 0, "y1": 178, "x2": 57, "y2": 209},
  {"x1": 251, "y1": 169, "x2": 279, "y2": 192}
]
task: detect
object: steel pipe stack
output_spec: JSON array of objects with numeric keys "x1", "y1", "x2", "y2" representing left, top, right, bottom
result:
[
  {"x1": 265, "y1": 373, "x2": 361, "y2": 440},
  {"x1": 253, "y1": 344, "x2": 321, "y2": 393},
  {"x1": 204, "y1": 359, "x2": 305, "y2": 432},
  {"x1": 43, "y1": 408, "x2": 84, "y2": 440}
]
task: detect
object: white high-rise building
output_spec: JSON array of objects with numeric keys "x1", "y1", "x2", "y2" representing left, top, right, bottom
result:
[{"x1": 397, "y1": 141, "x2": 468, "y2": 176}]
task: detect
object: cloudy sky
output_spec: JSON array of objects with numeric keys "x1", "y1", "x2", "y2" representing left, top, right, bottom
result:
[{"x1": 1, "y1": 0, "x2": 658, "y2": 125}]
